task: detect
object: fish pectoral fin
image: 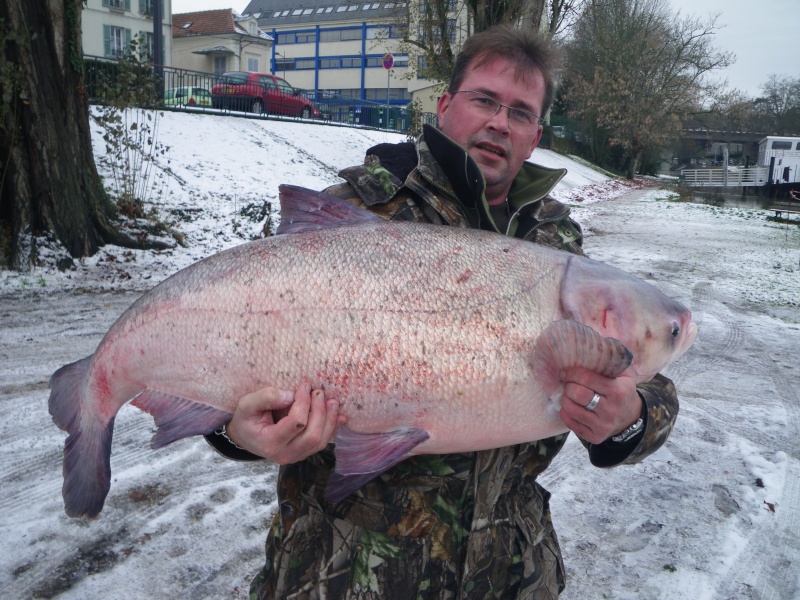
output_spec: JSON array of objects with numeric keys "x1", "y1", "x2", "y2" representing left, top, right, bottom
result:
[
  {"x1": 131, "y1": 389, "x2": 232, "y2": 449},
  {"x1": 531, "y1": 320, "x2": 633, "y2": 401},
  {"x1": 325, "y1": 426, "x2": 430, "y2": 503}
]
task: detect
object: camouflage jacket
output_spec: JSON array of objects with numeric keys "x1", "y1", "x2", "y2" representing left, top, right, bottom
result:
[{"x1": 247, "y1": 125, "x2": 679, "y2": 599}]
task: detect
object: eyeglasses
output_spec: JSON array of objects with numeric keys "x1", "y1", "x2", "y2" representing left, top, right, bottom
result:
[{"x1": 451, "y1": 90, "x2": 543, "y2": 131}]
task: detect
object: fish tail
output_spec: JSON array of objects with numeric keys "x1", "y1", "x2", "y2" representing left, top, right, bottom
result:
[
  {"x1": 48, "y1": 356, "x2": 92, "y2": 433},
  {"x1": 62, "y1": 420, "x2": 114, "y2": 518},
  {"x1": 48, "y1": 356, "x2": 113, "y2": 518}
]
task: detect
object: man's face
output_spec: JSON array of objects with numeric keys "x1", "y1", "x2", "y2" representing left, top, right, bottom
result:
[{"x1": 437, "y1": 55, "x2": 545, "y2": 203}]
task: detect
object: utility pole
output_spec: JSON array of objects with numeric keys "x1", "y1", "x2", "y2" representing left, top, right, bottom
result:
[{"x1": 153, "y1": 0, "x2": 164, "y2": 96}]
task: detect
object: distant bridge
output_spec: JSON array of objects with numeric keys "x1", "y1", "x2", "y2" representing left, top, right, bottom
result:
[{"x1": 681, "y1": 129, "x2": 767, "y2": 145}]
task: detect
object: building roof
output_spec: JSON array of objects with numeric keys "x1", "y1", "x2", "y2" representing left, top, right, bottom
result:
[
  {"x1": 173, "y1": 9, "x2": 273, "y2": 41},
  {"x1": 241, "y1": 0, "x2": 406, "y2": 29}
]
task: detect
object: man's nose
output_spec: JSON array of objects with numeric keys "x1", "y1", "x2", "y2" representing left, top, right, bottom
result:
[{"x1": 486, "y1": 105, "x2": 512, "y2": 133}]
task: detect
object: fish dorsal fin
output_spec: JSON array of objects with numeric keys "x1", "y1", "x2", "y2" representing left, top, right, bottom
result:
[{"x1": 277, "y1": 184, "x2": 383, "y2": 235}]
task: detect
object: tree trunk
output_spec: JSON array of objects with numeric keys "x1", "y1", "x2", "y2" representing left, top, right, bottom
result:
[
  {"x1": 467, "y1": 0, "x2": 530, "y2": 33},
  {"x1": 0, "y1": 0, "x2": 132, "y2": 271},
  {"x1": 628, "y1": 147, "x2": 642, "y2": 179}
]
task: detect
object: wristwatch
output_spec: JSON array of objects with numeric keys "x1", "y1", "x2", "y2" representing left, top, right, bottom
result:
[{"x1": 611, "y1": 417, "x2": 644, "y2": 444}]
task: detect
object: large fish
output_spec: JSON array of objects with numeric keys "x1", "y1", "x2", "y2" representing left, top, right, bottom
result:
[{"x1": 49, "y1": 185, "x2": 697, "y2": 518}]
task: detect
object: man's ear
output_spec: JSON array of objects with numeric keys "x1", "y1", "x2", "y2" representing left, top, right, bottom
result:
[{"x1": 437, "y1": 92, "x2": 452, "y2": 127}]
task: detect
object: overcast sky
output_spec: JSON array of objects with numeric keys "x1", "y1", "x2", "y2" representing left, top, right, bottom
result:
[{"x1": 172, "y1": 0, "x2": 800, "y2": 98}]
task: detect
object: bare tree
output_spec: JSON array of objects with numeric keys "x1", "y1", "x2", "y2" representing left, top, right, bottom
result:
[
  {"x1": 465, "y1": 0, "x2": 531, "y2": 33},
  {"x1": 380, "y1": 0, "x2": 576, "y2": 93},
  {"x1": 755, "y1": 74, "x2": 800, "y2": 134},
  {"x1": 0, "y1": 0, "x2": 148, "y2": 271},
  {"x1": 521, "y1": 0, "x2": 584, "y2": 38},
  {"x1": 562, "y1": 0, "x2": 733, "y2": 178}
]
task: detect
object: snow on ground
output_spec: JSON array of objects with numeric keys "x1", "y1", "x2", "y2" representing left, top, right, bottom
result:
[{"x1": 1, "y1": 110, "x2": 799, "y2": 599}]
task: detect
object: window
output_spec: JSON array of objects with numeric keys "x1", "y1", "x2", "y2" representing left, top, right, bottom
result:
[
  {"x1": 292, "y1": 9, "x2": 302, "y2": 15},
  {"x1": 296, "y1": 59, "x2": 316, "y2": 70},
  {"x1": 276, "y1": 58, "x2": 295, "y2": 71},
  {"x1": 303, "y1": 8, "x2": 313, "y2": 14},
  {"x1": 772, "y1": 141, "x2": 793, "y2": 150},
  {"x1": 337, "y1": 6, "x2": 347, "y2": 11},
  {"x1": 278, "y1": 32, "x2": 317, "y2": 44},
  {"x1": 320, "y1": 28, "x2": 362, "y2": 42},
  {"x1": 273, "y1": 10, "x2": 282, "y2": 17},
  {"x1": 247, "y1": 57, "x2": 259, "y2": 72},
  {"x1": 365, "y1": 88, "x2": 411, "y2": 101},
  {"x1": 316, "y1": 7, "x2": 325, "y2": 12},
  {"x1": 365, "y1": 56, "x2": 384, "y2": 67},
  {"x1": 259, "y1": 76, "x2": 278, "y2": 90},
  {"x1": 104, "y1": 0, "x2": 128, "y2": 12},
  {"x1": 276, "y1": 79, "x2": 295, "y2": 94},
  {"x1": 367, "y1": 24, "x2": 406, "y2": 39},
  {"x1": 796, "y1": 142, "x2": 800, "y2": 150},
  {"x1": 103, "y1": 25, "x2": 130, "y2": 58},
  {"x1": 419, "y1": 18, "x2": 456, "y2": 44},
  {"x1": 341, "y1": 57, "x2": 361, "y2": 68},
  {"x1": 417, "y1": 55, "x2": 428, "y2": 78},
  {"x1": 213, "y1": 55, "x2": 227, "y2": 75},
  {"x1": 319, "y1": 58, "x2": 339, "y2": 69},
  {"x1": 139, "y1": 0, "x2": 154, "y2": 16},
  {"x1": 348, "y1": 4, "x2": 358, "y2": 10},
  {"x1": 137, "y1": 31, "x2": 154, "y2": 60}
]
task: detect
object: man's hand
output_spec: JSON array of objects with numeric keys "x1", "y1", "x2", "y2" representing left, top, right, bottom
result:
[
  {"x1": 559, "y1": 366, "x2": 643, "y2": 445},
  {"x1": 225, "y1": 383, "x2": 346, "y2": 464}
]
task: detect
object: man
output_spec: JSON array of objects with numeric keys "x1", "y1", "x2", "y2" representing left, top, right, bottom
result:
[{"x1": 206, "y1": 25, "x2": 678, "y2": 598}]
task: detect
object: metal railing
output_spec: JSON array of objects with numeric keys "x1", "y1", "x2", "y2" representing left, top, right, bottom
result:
[
  {"x1": 680, "y1": 167, "x2": 769, "y2": 187},
  {"x1": 83, "y1": 56, "x2": 435, "y2": 134}
]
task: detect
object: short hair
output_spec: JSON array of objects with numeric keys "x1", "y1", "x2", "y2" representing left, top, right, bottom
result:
[{"x1": 449, "y1": 25, "x2": 558, "y2": 118}]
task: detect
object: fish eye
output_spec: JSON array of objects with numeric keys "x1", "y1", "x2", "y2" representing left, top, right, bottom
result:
[{"x1": 671, "y1": 323, "x2": 680, "y2": 338}]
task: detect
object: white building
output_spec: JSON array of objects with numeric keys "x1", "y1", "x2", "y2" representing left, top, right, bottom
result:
[
  {"x1": 82, "y1": 0, "x2": 172, "y2": 64},
  {"x1": 172, "y1": 10, "x2": 273, "y2": 75},
  {"x1": 241, "y1": 0, "x2": 469, "y2": 113}
]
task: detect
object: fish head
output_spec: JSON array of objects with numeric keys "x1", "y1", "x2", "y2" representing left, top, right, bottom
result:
[{"x1": 561, "y1": 256, "x2": 698, "y2": 382}]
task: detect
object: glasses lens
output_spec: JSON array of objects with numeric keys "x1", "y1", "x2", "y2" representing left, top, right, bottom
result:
[{"x1": 460, "y1": 91, "x2": 539, "y2": 130}]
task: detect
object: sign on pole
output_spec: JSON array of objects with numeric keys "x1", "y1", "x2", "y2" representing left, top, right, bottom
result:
[{"x1": 383, "y1": 54, "x2": 394, "y2": 128}]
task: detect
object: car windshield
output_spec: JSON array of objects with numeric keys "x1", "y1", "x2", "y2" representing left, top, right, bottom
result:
[{"x1": 221, "y1": 72, "x2": 250, "y2": 84}]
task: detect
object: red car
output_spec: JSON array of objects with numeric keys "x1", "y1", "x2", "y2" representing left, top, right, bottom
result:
[{"x1": 211, "y1": 71, "x2": 317, "y2": 118}]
